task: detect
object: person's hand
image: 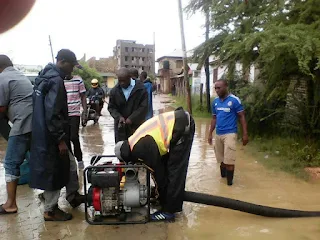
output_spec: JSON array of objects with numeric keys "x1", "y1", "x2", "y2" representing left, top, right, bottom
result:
[
  {"x1": 208, "y1": 133, "x2": 213, "y2": 145},
  {"x1": 242, "y1": 134, "x2": 249, "y2": 146},
  {"x1": 58, "y1": 140, "x2": 68, "y2": 156},
  {"x1": 119, "y1": 117, "x2": 125, "y2": 124},
  {"x1": 125, "y1": 118, "x2": 132, "y2": 125}
]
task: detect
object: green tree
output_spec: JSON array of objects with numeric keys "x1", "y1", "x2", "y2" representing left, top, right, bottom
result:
[
  {"x1": 72, "y1": 62, "x2": 102, "y2": 90},
  {"x1": 186, "y1": 0, "x2": 320, "y2": 138}
]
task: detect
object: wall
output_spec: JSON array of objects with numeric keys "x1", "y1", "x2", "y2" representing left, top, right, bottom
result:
[
  {"x1": 107, "y1": 77, "x2": 116, "y2": 88},
  {"x1": 158, "y1": 57, "x2": 183, "y2": 74}
]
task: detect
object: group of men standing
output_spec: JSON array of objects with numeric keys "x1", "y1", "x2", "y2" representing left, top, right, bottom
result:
[
  {"x1": 0, "y1": 51, "x2": 156, "y2": 221},
  {"x1": 0, "y1": 49, "x2": 248, "y2": 223}
]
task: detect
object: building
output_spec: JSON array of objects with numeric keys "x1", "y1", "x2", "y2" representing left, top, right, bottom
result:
[
  {"x1": 157, "y1": 51, "x2": 258, "y2": 96},
  {"x1": 113, "y1": 40, "x2": 155, "y2": 75},
  {"x1": 99, "y1": 72, "x2": 117, "y2": 95},
  {"x1": 156, "y1": 49, "x2": 184, "y2": 94}
]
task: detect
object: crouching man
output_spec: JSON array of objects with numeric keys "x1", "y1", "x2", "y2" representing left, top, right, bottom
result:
[{"x1": 114, "y1": 107, "x2": 195, "y2": 222}]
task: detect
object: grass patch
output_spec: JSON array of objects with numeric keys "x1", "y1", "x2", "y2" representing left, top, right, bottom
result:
[
  {"x1": 171, "y1": 95, "x2": 212, "y2": 118},
  {"x1": 247, "y1": 137, "x2": 320, "y2": 180}
]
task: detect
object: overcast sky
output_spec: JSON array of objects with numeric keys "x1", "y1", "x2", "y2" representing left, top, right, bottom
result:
[{"x1": 0, "y1": 0, "x2": 205, "y2": 66}]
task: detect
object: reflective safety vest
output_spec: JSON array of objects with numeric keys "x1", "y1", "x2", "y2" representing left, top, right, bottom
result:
[{"x1": 128, "y1": 111, "x2": 175, "y2": 156}]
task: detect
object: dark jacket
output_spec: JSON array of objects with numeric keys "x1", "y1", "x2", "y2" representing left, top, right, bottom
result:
[
  {"x1": 108, "y1": 80, "x2": 148, "y2": 143},
  {"x1": 29, "y1": 63, "x2": 70, "y2": 191},
  {"x1": 143, "y1": 79, "x2": 153, "y2": 120},
  {"x1": 86, "y1": 87, "x2": 105, "y2": 100}
]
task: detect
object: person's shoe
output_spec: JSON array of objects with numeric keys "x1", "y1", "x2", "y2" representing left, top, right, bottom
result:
[
  {"x1": 226, "y1": 170, "x2": 234, "y2": 186},
  {"x1": 220, "y1": 165, "x2": 226, "y2": 178},
  {"x1": 78, "y1": 161, "x2": 84, "y2": 170},
  {"x1": 150, "y1": 211, "x2": 175, "y2": 222},
  {"x1": 68, "y1": 192, "x2": 85, "y2": 208},
  {"x1": 44, "y1": 205, "x2": 73, "y2": 221}
]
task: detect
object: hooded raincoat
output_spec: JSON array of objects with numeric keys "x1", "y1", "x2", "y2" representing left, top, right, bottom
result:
[{"x1": 29, "y1": 64, "x2": 70, "y2": 191}]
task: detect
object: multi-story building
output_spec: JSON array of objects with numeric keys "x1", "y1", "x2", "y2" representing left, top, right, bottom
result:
[{"x1": 113, "y1": 40, "x2": 155, "y2": 75}]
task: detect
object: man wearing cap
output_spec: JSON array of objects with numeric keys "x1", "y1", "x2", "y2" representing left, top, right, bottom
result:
[
  {"x1": 114, "y1": 107, "x2": 195, "y2": 222},
  {"x1": 30, "y1": 49, "x2": 85, "y2": 221}
]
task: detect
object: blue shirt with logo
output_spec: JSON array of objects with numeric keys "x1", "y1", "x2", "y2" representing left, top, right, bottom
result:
[{"x1": 212, "y1": 94, "x2": 244, "y2": 135}]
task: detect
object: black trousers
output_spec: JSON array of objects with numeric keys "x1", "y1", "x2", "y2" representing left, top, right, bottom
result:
[
  {"x1": 154, "y1": 117, "x2": 195, "y2": 213},
  {"x1": 68, "y1": 116, "x2": 82, "y2": 162}
]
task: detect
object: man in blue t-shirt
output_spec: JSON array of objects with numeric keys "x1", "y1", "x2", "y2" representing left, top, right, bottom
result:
[{"x1": 208, "y1": 79, "x2": 248, "y2": 186}]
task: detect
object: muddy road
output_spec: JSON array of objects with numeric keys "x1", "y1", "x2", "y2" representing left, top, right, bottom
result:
[{"x1": 0, "y1": 95, "x2": 320, "y2": 240}]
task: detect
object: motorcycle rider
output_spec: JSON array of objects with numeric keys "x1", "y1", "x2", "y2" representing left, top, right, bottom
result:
[{"x1": 86, "y1": 79, "x2": 105, "y2": 116}]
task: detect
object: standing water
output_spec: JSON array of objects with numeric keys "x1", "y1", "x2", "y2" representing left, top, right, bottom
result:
[{"x1": 0, "y1": 95, "x2": 319, "y2": 239}]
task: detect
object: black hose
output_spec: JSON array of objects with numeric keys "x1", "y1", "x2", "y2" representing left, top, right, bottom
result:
[{"x1": 184, "y1": 191, "x2": 320, "y2": 218}]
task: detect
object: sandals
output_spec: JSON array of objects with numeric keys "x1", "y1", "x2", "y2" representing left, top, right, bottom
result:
[
  {"x1": 150, "y1": 211, "x2": 175, "y2": 222},
  {"x1": 0, "y1": 204, "x2": 17, "y2": 215},
  {"x1": 44, "y1": 205, "x2": 72, "y2": 221}
]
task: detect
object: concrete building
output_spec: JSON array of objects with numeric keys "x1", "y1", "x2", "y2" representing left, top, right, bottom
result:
[
  {"x1": 113, "y1": 40, "x2": 155, "y2": 75},
  {"x1": 156, "y1": 49, "x2": 184, "y2": 94}
]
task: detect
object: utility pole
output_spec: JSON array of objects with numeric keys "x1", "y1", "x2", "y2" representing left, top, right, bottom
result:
[
  {"x1": 205, "y1": 6, "x2": 211, "y2": 113},
  {"x1": 49, "y1": 35, "x2": 55, "y2": 63},
  {"x1": 177, "y1": 0, "x2": 192, "y2": 114},
  {"x1": 153, "y1": 32, "x2": 156, "y2": 77}
]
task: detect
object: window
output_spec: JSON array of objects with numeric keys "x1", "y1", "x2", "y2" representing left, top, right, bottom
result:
[
  {"x1": 125, "y1": 47, "x2": 128, "y2": 52},
  {"x1": 125, "y1": 65, "x2": 129, "y2": 68},
  {"x1": 142, "y1": 57, "x2": 145, "y2": 61},
  {"x1": 142, "y1": 48, "x2": 145, "y2": 52},
  {"x1": 142, "y1": 66, "x2": 144, "y2": 70},
  {"x1": 132, "y1": 47, "x2": 134, "y2": 52},
  {"x1": 125, "y1": 56, "x2": 128, "y2": 61},
  {"x1": 132, "y1": 57, "x2": 134, "y2": 61}
]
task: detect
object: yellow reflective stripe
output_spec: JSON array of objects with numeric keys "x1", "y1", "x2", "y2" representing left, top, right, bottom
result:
[
  {"x1": 158, "y1": 114, "x2": 167, "y2": 147},
  {"x1": 163, "y1": 114, "x2": 175, "y2": 148},
  {"x1": 128, "y1": 118, "x2": 158, "y2": 148}
]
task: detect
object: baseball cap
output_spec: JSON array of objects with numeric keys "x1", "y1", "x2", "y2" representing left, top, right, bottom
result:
[{"x1": 56, "y1": 49, "x2": 82, "y2": 68}]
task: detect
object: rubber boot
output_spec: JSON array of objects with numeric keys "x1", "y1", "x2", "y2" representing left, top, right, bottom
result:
[
  {"x1": 220, "y1": 164, "x2": 226, "y2": 178},
  {"x1": 226, "y1": 170, "x2": 234, "y2": 186}
]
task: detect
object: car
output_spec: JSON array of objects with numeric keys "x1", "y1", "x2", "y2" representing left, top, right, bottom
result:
[{"x1": 25, "y1": 73, "x2": 38, "y2": 85}]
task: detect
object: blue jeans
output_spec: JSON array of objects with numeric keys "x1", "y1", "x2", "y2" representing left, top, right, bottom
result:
[{"x1": 4, "y1": 133, "x2": 31, "y2": 182}]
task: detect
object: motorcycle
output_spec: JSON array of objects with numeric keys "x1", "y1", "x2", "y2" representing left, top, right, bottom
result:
[{"x1": 82, "y1": 94, "x2": 101, "y2": 127}]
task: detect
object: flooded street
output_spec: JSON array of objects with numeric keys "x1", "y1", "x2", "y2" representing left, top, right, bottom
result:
[{"x1": 0, "y1": 95, "x2": 320, "y2": 239}]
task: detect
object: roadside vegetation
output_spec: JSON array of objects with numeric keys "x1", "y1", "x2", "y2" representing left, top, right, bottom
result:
[{"x1": 184, "y1": 0, "x2": 320, "y2": 179}]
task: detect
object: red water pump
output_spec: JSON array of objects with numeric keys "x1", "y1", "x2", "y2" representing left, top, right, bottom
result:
[{"x1": 84, "y1": 155, "x2": 151, "y2": 225}]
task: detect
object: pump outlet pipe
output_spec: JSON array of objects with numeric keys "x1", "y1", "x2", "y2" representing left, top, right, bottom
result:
[{"x1": 184, "y1": 191, "x2": 320, "y2": 218}]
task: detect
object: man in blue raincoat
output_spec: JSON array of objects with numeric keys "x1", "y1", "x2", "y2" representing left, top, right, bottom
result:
[
  {"x1": 30, "y1": 49, "x2": 84, "y2": 221},
  {"x1": 140, "y1": 71, "x2": 154, "y2": 120}
]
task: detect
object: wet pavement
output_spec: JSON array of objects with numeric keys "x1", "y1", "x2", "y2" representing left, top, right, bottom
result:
[{"x1": 1, "y1": 94, "x2": 320, "y2": 239}]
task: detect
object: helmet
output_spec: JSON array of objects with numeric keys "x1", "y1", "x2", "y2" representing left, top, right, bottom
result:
[{"x1": 91, "y1": 79, "x2": 99, "y2": 88}]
